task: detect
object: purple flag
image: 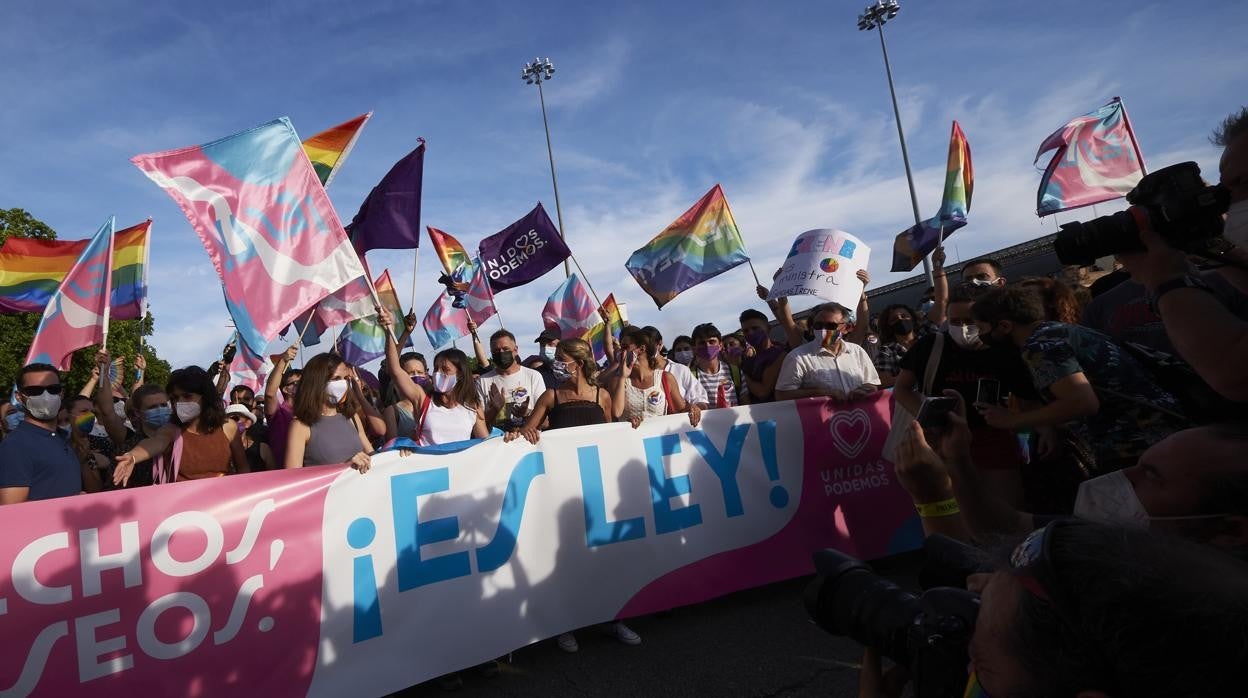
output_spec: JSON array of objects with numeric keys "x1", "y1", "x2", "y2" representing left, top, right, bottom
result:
[
  {"x1": 346, "y1": 139, "x2": 424, "y2": 252},
  {"x1": 476, "y1": 203, "x2": 571, "y2": 292}
]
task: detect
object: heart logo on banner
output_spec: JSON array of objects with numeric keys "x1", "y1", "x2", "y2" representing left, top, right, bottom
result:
[{"x1": 829, "y1": 410, "x2": 871, "y2": 459}]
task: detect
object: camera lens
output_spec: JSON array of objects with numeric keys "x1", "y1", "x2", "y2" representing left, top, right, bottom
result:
[
  {"x1": 1053, "y1": 209, "x2": 1144, "y2": 266},
  {"x1": 804, "y1": 549, "x2": 923, "y2": 666}
]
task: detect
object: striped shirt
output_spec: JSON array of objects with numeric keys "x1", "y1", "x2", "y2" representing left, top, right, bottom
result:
[{"x1": 694, "y1": 362, "x2": 739, "y2": 408}]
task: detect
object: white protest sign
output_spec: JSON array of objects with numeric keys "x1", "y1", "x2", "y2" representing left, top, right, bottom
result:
[{"x1": 767, "y1": 229, "x2": 870, "y2": 311}]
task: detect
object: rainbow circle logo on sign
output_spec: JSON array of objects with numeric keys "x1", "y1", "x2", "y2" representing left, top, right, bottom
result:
[{"x1": 819, "y1": 258, "x2": 839, "y2": 273}]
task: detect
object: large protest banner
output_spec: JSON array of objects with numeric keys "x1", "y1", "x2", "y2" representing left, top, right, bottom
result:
[
  {"x1": 768, "y1": 229, "x2": 870, "y2": 311},
  {"x1": 0, "y1": 394, "x2": 918, "y2": 697}
]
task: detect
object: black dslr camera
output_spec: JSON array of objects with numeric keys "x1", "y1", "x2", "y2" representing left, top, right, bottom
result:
[
  {"x1": 1053, "y1": 161, "x2": 1230, "y2": 266},
  {"x1": 804, "y1": 538, "x2": 982, "y2": 698}
]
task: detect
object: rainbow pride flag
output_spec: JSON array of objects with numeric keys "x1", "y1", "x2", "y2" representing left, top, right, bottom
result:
[
  {"x1": 301, "y1": 112, "x2": 372, "y2": 187},
  {"x1": 0, "y1": 220, "x2": 150, "y2": 318},
  {"x1": 25, "y1": 217, "x2": 115, "y2": 370},
  {"x1": 335, "y1": 269, "x2": 408, "y2": 366},
  {"x1": 625, "y1": 184, "x2": 750, "y2": 308},
  {"x1": 891, "y1": 121, "x2": 974, "y2": 272},
  {"x1": 599, "y1": 293, "x2": 624, "y2": 339},
  {"x1": 581, "y1": 322, "x2": 609, "y2": 362},
  {"x1": 428, "y1": 226, "x2": 471, "y2": 276}
]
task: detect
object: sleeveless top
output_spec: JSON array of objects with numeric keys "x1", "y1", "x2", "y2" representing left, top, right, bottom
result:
[
  {"x1": 547, "y1": 387, "x2": 606, "y2": 430},
  {"x1": 177, "y1": 428, "x2": 232, "y2": 481},
  {"x1": 418, "y1": 400, "x2": 479, "y2": 446},
  {"x1": 393, "y1": 402, "x2": 417, "y2": 440},
  {"x1": 304, "y1": 413, "x2": 363, "y2": 466},
  {"x1": 622, "y1": 372, "x2": 668, "y2": 422},
  {"x1": 244, "y1": 439, "x2": 268, "y2": 471}
]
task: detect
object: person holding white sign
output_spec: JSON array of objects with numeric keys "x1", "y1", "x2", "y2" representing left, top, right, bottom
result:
[{"x1": 774, "y1": 303, "x2": 880, "y2": 401}]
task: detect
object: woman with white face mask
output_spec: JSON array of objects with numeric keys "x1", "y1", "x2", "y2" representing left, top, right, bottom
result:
[
  {"x1": 284, "y1": 353, "x2": 375, "y2": 472},
  {"x1": 379, "y1": 307, "x2": 490, "y2": 446},
  {"x1": 115, "y1": 366, "x2": 249, "y2": 485},
  {"x1": 891, "y1": 284, "x2": 1041, "y2": 506}
]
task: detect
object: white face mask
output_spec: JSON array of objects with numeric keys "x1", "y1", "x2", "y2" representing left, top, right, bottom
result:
[
  {"x1": 949, "y1": 323, "x2": 982, "y2": 349},
  {"x1": 325, "y1": 378, "x2": 350, "y2": 404},
  {"x1": 1224, "y1": 199, "x2": 1248, "y2": 248},
  {"x1": 1074, "y1": 470, "x2": 1149, "y2": 528},
  {"x1": 175, "y1": 400, "x2": 202, "y2": 424},
  {"x1": 541, "y1": 345, "x2": 558, "y2": 361}
]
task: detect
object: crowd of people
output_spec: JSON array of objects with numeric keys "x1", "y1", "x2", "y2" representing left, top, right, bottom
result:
[{"x1": 1, "y1": 108, "x2": 1247, "y2": 695}]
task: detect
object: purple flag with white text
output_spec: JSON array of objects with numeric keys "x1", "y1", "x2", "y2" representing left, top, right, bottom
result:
[{"x1": 476, "y1": 203, "x2": 571, "y2": 292}]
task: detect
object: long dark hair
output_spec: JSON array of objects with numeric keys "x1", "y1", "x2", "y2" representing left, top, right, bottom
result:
[
  {"x1": 167, "y1": 366, "x2": 225, "y2": 432},
  {"x1": 432, "y1": 349, "x2": 478, "y2": 409},
  {"x1": 294, "y1": 353, "x2": 359, "y2": 425}
]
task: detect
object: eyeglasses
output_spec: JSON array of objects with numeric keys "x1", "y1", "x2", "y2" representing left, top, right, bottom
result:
[{"x1": 19, "y1": 384, "x2": 63, "y2": 397}]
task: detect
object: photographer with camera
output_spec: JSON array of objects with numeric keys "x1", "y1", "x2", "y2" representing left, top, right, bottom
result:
[
  {"x1": 891, "y1": 391, "x2": 1248, "y2": 560},
  {"x1": 1057, "y1": 108, "x2": 1248, "y2": 404}
]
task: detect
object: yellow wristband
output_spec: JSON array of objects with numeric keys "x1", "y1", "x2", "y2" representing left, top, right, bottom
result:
[{"x1": 915, "y1": 498, "x2": 960, "y2": 518}]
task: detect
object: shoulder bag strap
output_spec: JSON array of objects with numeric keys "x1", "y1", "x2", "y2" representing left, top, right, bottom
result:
[{"x1": 922, "y1": 333, "x2": 946, "y2": 396}]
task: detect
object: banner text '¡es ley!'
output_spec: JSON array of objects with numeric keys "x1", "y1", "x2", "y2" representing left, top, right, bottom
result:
[{"x1": 346, "y1": 420, "x2": 786, "y2": 642}]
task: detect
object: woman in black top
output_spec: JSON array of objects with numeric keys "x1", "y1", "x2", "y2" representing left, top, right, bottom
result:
[{"x1": 507, "y1": 338, "x2": 622, "y2": 442}]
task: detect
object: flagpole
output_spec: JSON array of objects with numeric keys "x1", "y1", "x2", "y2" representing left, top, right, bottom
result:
[
  {"x1": 361, "y1": 272, "x2": 401, "y2": 345},
  {"x1": 100, "y1": 217, "x2": 117, "y2": 352},
  {"x1": 566, "y1": 252, "x2": 607, "y2": 311},
  {"x1": 1115, "y1": 96, "x2": 1149, "y2": 176},
  {"x1": 138, "y1": 217, "x2": 152, "y2": 355},
  {"x1": 410, "y1": 248, "x2": 420, "y2": 311},
  {"x1": 717, "y1": 191, "x2": 764, "y2": 289}
]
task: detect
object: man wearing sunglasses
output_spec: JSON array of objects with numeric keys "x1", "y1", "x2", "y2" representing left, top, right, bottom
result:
[
  {"x1": 0, "y1": 363, "x2": 86, "y2": 503},
  {"x1": 775, "y1": 303, "x2": 880, "y2": 402}
]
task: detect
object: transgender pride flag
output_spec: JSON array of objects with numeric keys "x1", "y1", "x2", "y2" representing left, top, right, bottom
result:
[
  {"x1": 132, "y1": 118, "x2": 367, "y2": 355},
  {"x1": 1035, "y1": 97, "x2": 1146, "y2": 216},
  {"x1": 25, "y1": 217, "x2": 115, "y2": 370},
  {"x1": 422, "y1": 258, "x2": 495, "y2": 348},
  {"x1": 541, "y1": 273, "x2": 597, "y2": 339}
]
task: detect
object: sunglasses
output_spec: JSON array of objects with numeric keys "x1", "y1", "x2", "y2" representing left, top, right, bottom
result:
[{"x1": 19, "y1": 384, "x2": 63, "y2": 397}]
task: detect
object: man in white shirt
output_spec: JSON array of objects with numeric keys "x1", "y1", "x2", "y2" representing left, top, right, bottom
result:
[
  {"x1": 476, "y1": 329, "x2": 548, "y2": 432},
  {"x1": 642, "y1": 326, "x2": 710, "y2": 408},
  {"x1": 775, "y1": 303, "x2": 880, "y2": 401}
]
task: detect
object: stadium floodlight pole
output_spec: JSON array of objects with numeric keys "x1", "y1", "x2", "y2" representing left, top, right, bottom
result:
[
  {"x1": 858, "y1": 0, "x2": 934, "y2": 288},
  {"x1": 522, "y1": 56, "x2": 571, "y2": 278}
]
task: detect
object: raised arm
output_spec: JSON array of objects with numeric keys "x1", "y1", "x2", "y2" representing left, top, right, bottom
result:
[
  {"x1": 265, "y1": 345, "x2": 298, "y2": 418},
  {"x1": 466, "y1": 319, "x2": 490, "y2": 370},
  {"x1": 845, "y1": 269, "x2": 872, "y2": 347},
  {"x1": 379, "y1": 306, "x2": 429, "y2": 409},
  {"x1": 93, "y1": 350, "x2": 129, "y2": 447},
  {"x1": 930, "y1": 246, "x2": 949, "y2": 327},
  {"x1": 397, "y1": 309, "x2": 419, "y2": 348},
  {"x1": 130, "y1": 354, "x2": 147, "y2": 394},
  {"x1": 347, "y1": 367, "x2": 386, "y2": 438},
  {"x1": 759, "y1": 279, "x2": 803, "y2": 350}
]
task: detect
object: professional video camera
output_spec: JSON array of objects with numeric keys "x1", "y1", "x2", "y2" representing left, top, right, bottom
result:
[
  {"x1": 1053, "y1": 161, "x2": 1230, "y2": 266},
  {"x1": 804, "y1": 537, "x2": 982, "y2": 698}
]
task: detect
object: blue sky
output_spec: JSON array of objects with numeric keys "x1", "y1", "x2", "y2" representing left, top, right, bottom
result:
[{"x1": 2, "y1": 0, "x2": 1245, "y2": 373}]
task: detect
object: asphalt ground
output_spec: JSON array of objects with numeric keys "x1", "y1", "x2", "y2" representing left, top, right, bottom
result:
[{"x1": 392, "y1": 553, "x2": 922, "y2": 698}]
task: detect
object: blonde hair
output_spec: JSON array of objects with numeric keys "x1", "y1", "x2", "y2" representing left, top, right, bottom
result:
[{"x1": 557, "y1": 338, "x2": 598, "y2": 383}]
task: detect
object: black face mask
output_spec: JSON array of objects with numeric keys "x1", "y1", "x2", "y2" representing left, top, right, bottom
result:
[
  {"x1": 492, "y1": 350, "x2": 515, "y2": 369},
  {"x1": 889, "y1": 319, "x2": 914, "y2": 336}
]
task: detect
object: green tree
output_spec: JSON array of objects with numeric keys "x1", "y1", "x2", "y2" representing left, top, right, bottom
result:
[
  {"x1": 0, "y1": 209, "x2": 172, "y2": 393},
  {"x1": 0, "y1": 208, "x2": 57, "y2": 244}
]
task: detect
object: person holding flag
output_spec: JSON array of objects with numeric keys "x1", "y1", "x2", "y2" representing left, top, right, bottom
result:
[{"x1": 380, "y1": 307, "x2": 489, "y2": 445}]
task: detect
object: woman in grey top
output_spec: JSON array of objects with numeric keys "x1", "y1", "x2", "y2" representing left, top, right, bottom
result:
[{"x1": 284, "y1": 353, "x2": 373, "y2": 472}]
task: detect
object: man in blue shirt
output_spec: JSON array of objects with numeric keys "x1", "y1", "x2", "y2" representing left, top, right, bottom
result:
[{"x1": 0, "y1": 363, "x2": 83, "y2": 504}]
